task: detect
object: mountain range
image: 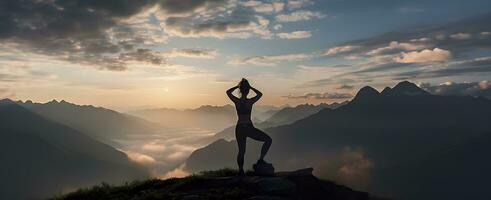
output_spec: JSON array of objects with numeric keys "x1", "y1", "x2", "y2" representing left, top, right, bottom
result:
[
  {"x1": 128, "y1": 104, "x2": 291, "y2": 132},
  {"x1": 18, "y1": 100, "x2": 160, "y2": 146},
  {"x1": 208, "y1": 102, "x2": 347, "y2": 142},
  {"x1": 0, "y1": 99, "x2": 148, "y2": 200},
  {"x1": 185, "y1": 81, "x2": 491, "y2": 200}
]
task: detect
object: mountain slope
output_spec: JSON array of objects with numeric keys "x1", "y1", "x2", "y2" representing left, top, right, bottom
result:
[
  {"x1": 209, "y1": 102, "x2": 347, "y2": 142},
  {"x1": 0, "y1": 99, "x2": 148, "y2": 200},
  {"x1": 52, "y1": 168, "x2": 372, "y2": 200},
  {"x1": 185, "y1": 81, "x2": 491, "y2": 199},
  {"x1": 18, "y1": 100, "x2": 159, "y2": 145},
  {"x1": 129, "y1": 105, "x2": 237, "y2": 132}
]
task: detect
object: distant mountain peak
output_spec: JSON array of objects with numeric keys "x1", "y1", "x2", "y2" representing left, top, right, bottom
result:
[
  {"x1": 352, "y1": 86, "x2": 379, "y2": 102},
  {"x1": 0, "y1": 98, "x2": 15, "y2": 106},
  {"x1": 47, "y1": 99, "x2": 60, "y2": 104},
  {"x1": 391, "y1": 81, "x2": 429, "y2": 96},
  {"x1": 381, "y1": 87, "x2": 392, "y2": 94}
]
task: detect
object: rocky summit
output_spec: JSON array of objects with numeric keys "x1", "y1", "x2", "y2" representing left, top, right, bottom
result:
[{"x1": 52, "y1": 168, "x2": 372, "y2": 200}]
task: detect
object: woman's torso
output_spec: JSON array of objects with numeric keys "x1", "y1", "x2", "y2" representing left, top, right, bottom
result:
[{"x1": 235, "y1": 99, "x2": 253, "y2": 124}]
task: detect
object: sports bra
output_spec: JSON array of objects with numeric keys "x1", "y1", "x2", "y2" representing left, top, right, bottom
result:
[{"x1": 236, "y1": 100, "x2": 252, "y2": 115}]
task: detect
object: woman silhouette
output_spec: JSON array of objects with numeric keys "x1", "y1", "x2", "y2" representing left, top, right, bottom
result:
[{"x1": 227, "y1": 78, "x2": 272, "y2": 175}]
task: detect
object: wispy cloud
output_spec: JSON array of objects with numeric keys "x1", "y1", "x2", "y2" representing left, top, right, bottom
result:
[
  {"x1": 324, "y1": 45, "x2": 361, "y2": 56},
  {"x1": 276, "y1": 10, "x2": 325, "y2": 22},
  {"x1": 167, "y1": 48, "x2": 218, "y2": 59},
  {"x1": 230, "y1": 53, "x2": 313, "y2": 66},
  {"x1": 277, "y1": 31, "x2": 312, "y2": 39}
]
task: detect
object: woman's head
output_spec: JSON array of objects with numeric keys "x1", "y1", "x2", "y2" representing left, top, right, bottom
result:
[{"x1": 238, "y1": 78, "x2": 251, "y2": 97}]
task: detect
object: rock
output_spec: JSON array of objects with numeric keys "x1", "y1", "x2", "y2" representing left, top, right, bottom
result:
[
  {"x1": 181, "y1": 195, "x2": 205, "y2": 200},
  {"x1": 255, "y1": 177, "x2": 296, "y2": 194},
  {"x1": 253, "y1": 162, "x2": 274, "y2": 176},
  {"x1": 276, "y1": 168, "x2": 313, "y2": 177},
  {"x1": 248, "y1": 195, "x2": 285, "y2": 200}
]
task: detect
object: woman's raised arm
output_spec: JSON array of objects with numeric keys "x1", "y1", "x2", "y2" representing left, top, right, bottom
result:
[
  {"x1": 227, "y1": 86, "x2": 239, "y2": 102},
  {"x1": 250, "y1": 87, "x2": 262, "y2": 103}
]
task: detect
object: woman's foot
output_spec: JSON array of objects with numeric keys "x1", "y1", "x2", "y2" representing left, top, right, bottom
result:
[{"x1": 257, "y1": 159, "x2": 270, "y2": 165}]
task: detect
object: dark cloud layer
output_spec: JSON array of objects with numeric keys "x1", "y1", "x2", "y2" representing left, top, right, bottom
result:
[
  {"x1": 330, "y1": 13, "x2": 491, "y2": 59},
  {"x1": 0, "y1": 0, "x2": 229, "y2": 70},
  {"x1": 394, "y1": 57, "x2": 491, "y2": 79},
  {"x1": 0, "y1": 0, "x2": 159, "y2": 70},
  {"x1": 159, "y1": 0, "x2": 225, "y2": 16},
  {"x1": 420, "y1": 80, "x2": 491, "y2": 98}
]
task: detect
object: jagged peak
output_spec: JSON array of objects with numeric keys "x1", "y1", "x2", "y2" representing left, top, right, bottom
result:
[
  {"x1": 47, "y1": 99, "x2": 60, "y2": 104},
  {"x1": 0, "y1": 98, "x2": 15, "y2": 106},
  {"x1": 356, "y1": 86, "x2": 379, "y2": 97},
  {"x1": 381, "y1": 87, "x2": 391, "y2": 94},
  {"x1": 351, "y1": 86, "x2": 380, "y2": 103},
  {"x1": 391, "y1": 81, "x2": 429, "y2": 96}
]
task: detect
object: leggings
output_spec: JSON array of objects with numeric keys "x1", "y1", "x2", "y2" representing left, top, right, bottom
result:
[{"x1": 235, "y1": 123, "x2": 272, "y2": 170}]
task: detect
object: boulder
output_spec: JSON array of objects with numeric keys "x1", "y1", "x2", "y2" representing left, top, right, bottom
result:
[
  {"x1": 276, "y1": 167, "x2": 313, "y2": 177},
  {"x1": 181, "y1": 195, "x2": 205, "y2": 200},
  {"x1": 248, "y1": 195, "x2": 285, "y2": 200},
  {"x1": 253, "y1": 162, "x2": 274, "y2": 176}
]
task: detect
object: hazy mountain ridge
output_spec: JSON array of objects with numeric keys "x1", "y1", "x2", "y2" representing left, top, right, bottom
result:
[
  {"x1": 18, "y1": 99, "x2": 160, "y2": 146},
  {"x1": 129, "y1": 105, "x2": 237, "y2": 132},
  {"x1": 185, "y1": 81, "x2": 491, "y2": 200},
  {"x1": 129, "y1": 104, "x2": 285, "y2": 132},
  {"x1": 209, "y1": 102, "x2": 348, "y2": 142},
  {"x1": 261, "y1": 102, "x2": 348, "y2": 128},
  {"x1": 0, "y1": 99, "x2": 148, "y2": 200}
]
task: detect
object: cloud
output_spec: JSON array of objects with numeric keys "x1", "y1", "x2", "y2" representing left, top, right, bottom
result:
[
  {"x1": 163, "y1": 17, "x2": 253, "y2": 38},
  {"x1": 324, "y1": 45, "x2": 360, "y2": 56},
  {"x1": 277, "y1": 31, "x2": 312, "y2": 39},
  {"x1": 168, "y1": 48, "x2": 218, "y2": 59},
  {"x1": 0, "y1": 0, "x2": 274, "y2": 70},
  {"x1": 283, "y1": 92, "x2": 353, "y2": 100},
  {"x1": 393, "y1": 56, "x2": 491, "y2": 79},
  {"x1": 241, "y1": 1, "x2": 284, "y2": 13},
  {"x1": 141, "y1": 141, "x2": 167, "y2": 153},
  {"x1": 394, "y1": 48, "x2": 451, "y2": 63},
  {"x1": 0, "y1": 88, "x2": 15, "y2": 99},
  {"x1": 410, "y1": 37, "x2": 432, "y2": 42},
  {"x1": 420, "y1": 80, "x2": 491, "y2": 98},
  {"x1": 336, "y1": 84, "x2": 355, "y2": 90},
  {"x1": 161, "y1": 164, "x2": 189, "y2": 179},
  {"x1": 163, "y1": 14, "x2": 272, "y2": 39},
  {"x1": 336, "y1": 147, "x2": 374, "y2": 190},
  {"x1": 329, "y1": 14, "x2": 491, "y2": 61},
  {"x1": 287, "y1": 0, "x2": 314, "y2": 10},
  {"x1": 230, "y1": 53, "x2": 312, "y2": 66},
  {"x1": 119, "y1": 48, "x2": 167, "y2": 66},
  {"x1": 276, "y1": 10, "x2": 325, "y2": 22},
  {"x1": 450, "y1": 33, "x2": 472, "y2": 40},
  {"x1": 366, "y1": 41, "x2": 429, "y2": 56},
  {"x1": 0, "y1": 0, "x2": 169, "y2": 70},
  {"x1": 126, "y1": 151, "x2": 157, "y2": 166},
  {"x1": 158, "y1": 0, "x2": 227, "y2": 17},
  {"x1": 0, "y1": 73, "x2": 21, "y2": 82}
]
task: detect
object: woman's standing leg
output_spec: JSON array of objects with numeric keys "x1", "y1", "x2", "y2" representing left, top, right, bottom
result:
[{"x1": 235, "y1": 125, "x2": 247, "y2": 174}]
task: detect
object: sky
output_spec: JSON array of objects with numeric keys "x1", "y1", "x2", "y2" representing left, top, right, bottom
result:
[{"x1": 0, "y1": 0, "x2": 490, "y2": 110}]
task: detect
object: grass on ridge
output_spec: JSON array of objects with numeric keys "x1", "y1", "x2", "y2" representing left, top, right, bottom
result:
[{"x1": 50, "y1": 168, "x2": 255, "y2": 200}]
